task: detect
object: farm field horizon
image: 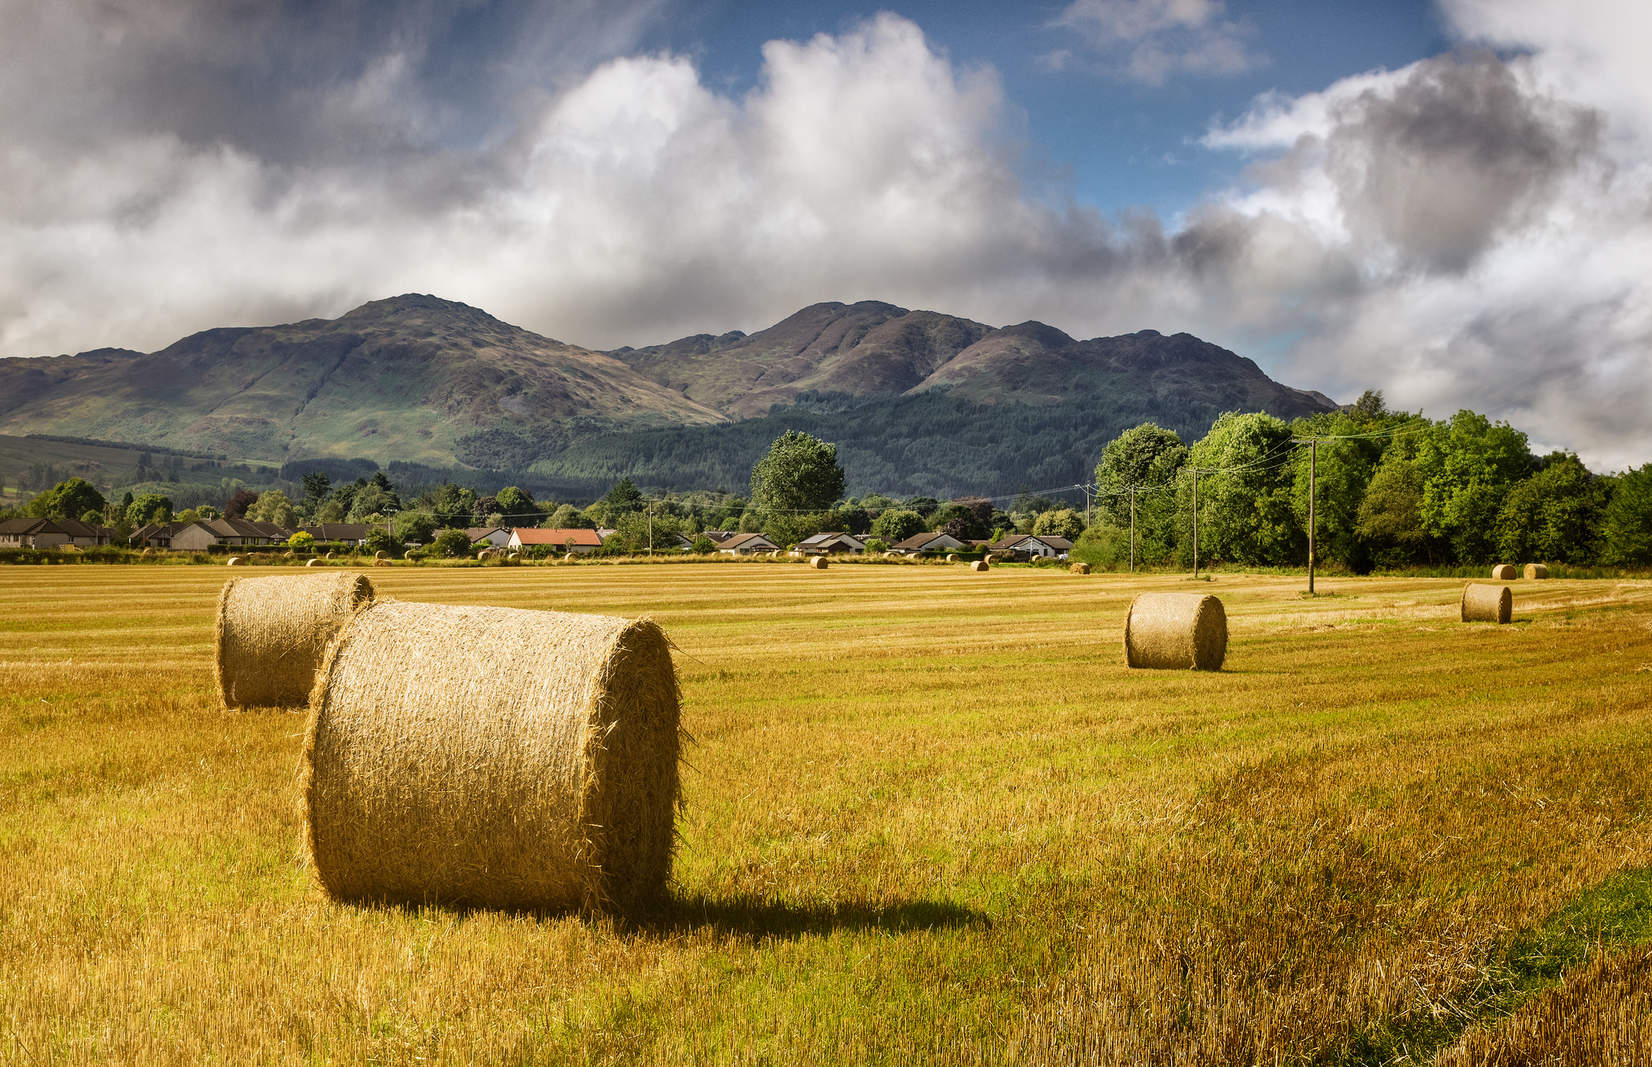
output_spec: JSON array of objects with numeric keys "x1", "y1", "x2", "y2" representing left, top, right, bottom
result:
[{"x1": 2, "y1": 563, "x2": 1650, "y2": 1063}]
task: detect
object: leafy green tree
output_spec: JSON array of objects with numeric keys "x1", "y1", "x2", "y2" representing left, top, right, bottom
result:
[
  {"x1": 301, "y1": 471, "x2": 332, "y2": 515},
  {"x1": 362, "y1": 529, "x2": 401, "y2": 558},
  {"x1": 1289, "y1": 409, "x2": 1408, "y2": 573},
  {"x1": 425, "y1": 483, "x2": 478, "y2": 528},
  {"x1": 870, "y1": 509, "x2": 925, "y2": 544},
  {"x1": 1032, "y1": 508, "x2": 1085, "y2": 541},
  {"x1": 691, "y1": 534, "x2": 717, "y2": 554},
  {"x1": 762, "y1": 511, "x2": 825, "y2": 549},
  {"x1": 544, "y1": 504, "x2": 593, "y2": 529},
  {"x1": 286, "y1": 531, "x2": 316, "y2": 551},
  {"x1": 1095, "y1": 423, "x2": 1187, "y2": 564},
  {"x1": 26, "y1": 478, "x2": 106, "y2": 520},
  {"x1": 246, "y1": 489, "x2": 296, "y2": 529},
  {"x1": 315, "y1": 498, "x2": 347, "y2": 522},
  {"x1": 1495, "y1": 454, "x2": 1606, "y2": 563},
  {"x1": 1414, "y1": 410, "x2": 1533, "y2": 562},
  {"x1": 1356, "y1": 457, "x2": 1438, "y2": 566},
  {"x1": 225, "y1": 487, "x2": 258, "y2": 518},
  {"x1": 347, "y1": 483, "x2": 394, "y2": 522},
  {"x1": 1602, "y1": 464, "x2": 1652, "y2": 566},
  {"x1": 392, "y1": 510, "x2": 437, "y2": 544},
  {"x1": 610, "y1": 510, "x2": 683, "y2": 553},
  {"x1": 125, "y1": 493, "x2": 174, "y2": 527},
  {"x1": 494, "y1": 486, "x2": 538, "y2": 523},
  {"x1": 603, "y1": 478, "x2": 644, "y2": 515},
  {"x1": 430, "y1": 529, "x2": 473, "y2": 558},
  {"x1": 931, "y1": 502, "x2": 988, "y2": 541},
  {"x1": 1177, "y1": 412, "x2": 1300, "y2": 566},
  {"x1": 750, "y1": 430, "x2": 846, "y2": 513}
]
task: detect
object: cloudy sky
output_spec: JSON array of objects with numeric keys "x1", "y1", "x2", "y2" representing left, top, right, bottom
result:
[{"x1": 2, "y1": 1, "x2": 1648, "y2": 470}]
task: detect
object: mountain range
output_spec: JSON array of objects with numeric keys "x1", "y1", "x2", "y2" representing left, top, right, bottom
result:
[{"x1": 0, "y1": 294, "x2": 1336, "y2": 498}]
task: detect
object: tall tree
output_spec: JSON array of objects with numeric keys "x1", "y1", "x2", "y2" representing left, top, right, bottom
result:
[
  {"x1": 1177, "y1": 412, "x2": 1299, "y2": 566},
  {"x1": 1094, "y1": 423, "x2": 1187, "y2": 564},
  {"x1": 25, "y1": 478, "x2": 106, "y2": 521},
  {"x1": 750, "y1": 430, "x2": 846, "y2": 513},
  {"x1": 1494, "y1": 453, "x2": 1606, "y2": 563},
  {"x1": 1602, "y1": 464, "x2": 1652, "y2": 566},
  {"x1": 1414, "y1": 410, "x2": 1533, "y2": 563}
]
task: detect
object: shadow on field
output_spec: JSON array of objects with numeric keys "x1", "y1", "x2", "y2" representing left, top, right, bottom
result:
[{"x1": 629, "y1": 894, "x2": 989, "y2": 941}]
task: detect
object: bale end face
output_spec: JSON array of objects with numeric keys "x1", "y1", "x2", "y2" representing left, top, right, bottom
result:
[
  {"x1": 226, "y1": 556, "x2": 243, "y2": 566},
  {"x1": 1124, "y1": 592, "x2": 1227, "y2": 671},
  {"x1": 810, "y1": 556, "x2": 829, "y2": 569},
  {"x1": 1461, "y1": 583, "x2": 1513, "y2": 623},
  {"x1": 216, "y1": 571, "x2": 374, "y2": 710},
  {"x1": 304, "y1": 602, "x2": 681, "y2": 914},
  {"x1": 970, "y1": 559, "x2": 989, "y2": 572},
  {"x1": 1524, "y1": 563, "x2": 1549, "y2": 580},
  {"x1": 1491, "y1": 564, "x2": 1517, "y2": 580}
]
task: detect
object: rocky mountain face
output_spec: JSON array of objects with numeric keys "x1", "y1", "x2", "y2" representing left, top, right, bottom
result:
[{"x1": 0, "y1": 294, "x2": 1336, "y2": 496}]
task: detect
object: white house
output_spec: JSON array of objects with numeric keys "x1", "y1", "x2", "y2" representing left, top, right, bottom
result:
[
  {"x1": 797, "y1": 531, "x2": 866, "y2": 554},
  {"x1": 890, "y1": 531, "x2": 966, "y2": 556},
  {"x1": 990, "y1": 534, "x2": 1073, "y2": 560},
  {"x1": 714, "y1": 532, "x2": 780, "y2": 555}
]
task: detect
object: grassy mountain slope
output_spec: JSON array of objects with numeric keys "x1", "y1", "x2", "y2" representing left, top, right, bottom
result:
[{"x1": 0, "y1": 295, "x2": 726, "y2": 467}]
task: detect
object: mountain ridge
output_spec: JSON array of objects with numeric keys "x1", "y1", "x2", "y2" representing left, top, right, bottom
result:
[{"x1": 0, "y1": 294, "x2": 1337, "y2": 496}]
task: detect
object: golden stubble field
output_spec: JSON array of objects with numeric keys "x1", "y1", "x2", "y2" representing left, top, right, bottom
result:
[{"x1": 2, "y1": 562, "x2": 1649, "y2": 1065}]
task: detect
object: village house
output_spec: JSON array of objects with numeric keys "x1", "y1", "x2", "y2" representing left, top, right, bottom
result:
[
  {"x1": 0, "y1": 517, "x2": 115, "y2": 548},
  {"x1": 301, "y1": 523, "x2": 374, "y2": 547},
  {"x1": 990, "y1": 533, "x2": 1073, "y2": 560},
  {"x1": 508, "y1": 527, "x2": 606, "y2": 554},
  {"x1": 890, "y1": 531, "x2": 966, "y2": 556},
  {"x1": 797, "y1": 531, "x2": 866, "y2": 555},
  {"x1": 465, "y1": 526, "x2": 513, "y2": 548},
  {"x1": 713, "y1": 532, "x2": 780, "y2": 555}
]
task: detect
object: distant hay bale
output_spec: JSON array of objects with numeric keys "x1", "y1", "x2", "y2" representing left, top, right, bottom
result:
[
  {"x1": 970, "y1": 559, "x2": 989, "y2": 573},
  {"x1": 226, "y1": 556, "x2": 243, "y2": 566},
  {"x1": 883, "y1": 551, "x2": 897, "y2": 559},
  {"x1": 372, "y1": 558, "x2": 390, "y2": 567},
  {"x1": 1491, "y1": 564, "x2": 1517, "y2": 580},
  {"x1": 215, "y1": 571, "x2": 374, "y2": 709},
  {"x1": 945, "y1": 553, "x2": 958, "y2": 563},
  {"x1": 1462, "y1": 583, "x2": 1512, "y2": 624},
  {"x1": 508, "y1": 551, "x2": 521, "y2": 562},
  {"x1": 1124, "y1": 592, "x2": 1227, "y2": 671},
  {"x1": 374, "y1": 550, "x2": 387, "y2": 561},
  {"x1": 811, "y1": 556, "x2": 828, "y2": 570},
  {"x1": 305, "y1": 558, "x2": 322, "y2": 567},
  {"x1": 303, "y1": 601, "x2": 681, "y2": 913},
  {"x1": 1524, "y1": 563, "x2": 1549, "y2": 580},
  {"x1": 324, "y1": 551, "x2": 334, "y2": 560},
  {"x1": 1069, "y1": 562, "x2": 1090, "y2": 574},
  {"x1": 140, "y1": 547, "x2": 154, "y2": 557}
]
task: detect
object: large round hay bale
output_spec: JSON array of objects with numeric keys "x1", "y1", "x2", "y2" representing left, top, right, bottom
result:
[
  {"x1": 1462, "y1": 583, "x2": 1512, "y2": 624},
  {"x1": 1524, "y1": 563, "x2": 1549, "y2": 580},
  {"x1": 970, "y1": 559, "x2": 989, "y2": 573},
  {"x1": 811, "y1": 556, "x2": 829, "y2": 570},
  {"x1": 1069, "y1": 562, "x2": 1090, "y2": 575},
  {"x1": 216, "y1": 571, "x2": 374, "y2": 709},
  {"x1": 226, "y1": 556, "x2": 243, "y2": 566},
  {"x1": 1490, "y1": 564, "x2": 1517, "y2": 580},
  {"x1": 303, "y1": 601, "x2": 681, "y2": 913},
  {"x1": 1124, "y1": 592, "x2": 1227, "y2": 671}
]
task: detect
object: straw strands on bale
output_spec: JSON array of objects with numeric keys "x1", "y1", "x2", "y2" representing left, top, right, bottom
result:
[
  {"x1": 305, "y1": 558, "x2": 322, "y2": 567},
  {"x1": 1491, "y1": 564, "x2": 1517, "y2": 580},
  {"x1": 1462, "y1": 584, "x2": 1513, "y2": 624},
  {"x1": 1525, "y1": 563, "x2": 1549, "y2": 580},
  {"x1": 1069, "y1": 562, "x2": 1090, "y2": 575},
  {"x1": 1124, "y1": 592, "x2": 1227, "y2": 671},
  {"x1": 303, "y1": 601, "x2": 681, "y2": 913},
  {"x1": 970, "y1": 559, "x2": 989, "y2": 573},
  {"x1": 215, "y1": 572, "x2": 374, "y2": 709},
  {"x1": 226, "y1": 556, "x2": 243, "y2": 566},
  {"x1": 811, "y1": 556, "x2": 829, "y2": 570}
]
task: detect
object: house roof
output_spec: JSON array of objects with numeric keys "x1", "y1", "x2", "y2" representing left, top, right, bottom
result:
[
  {"x1": 0, "y1": 517, "x2": 52, "y2": 535},
  {"x1": 716, "y1": 532, "x2": 777, "y2": 550},
  {"x1": 890, "y1": 531, "x2": 958, "y2": 551},
  {"x1": 799, "y1": 531, "x2": 863, "y2": 546},
  {"x1": 464, "y1": 526, "x2": 509, "y2": 540},
  {"x1": 993, "y1": 534, "x2": 1073, "y2": 551},
  {"x1": 511, "y1": 527, "x2": 604, "y2": 546}
]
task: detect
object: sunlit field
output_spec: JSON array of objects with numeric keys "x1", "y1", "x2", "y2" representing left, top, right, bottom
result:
[{"x1": 2, "y1": 562, "x2": 1649, "y2": 1064}]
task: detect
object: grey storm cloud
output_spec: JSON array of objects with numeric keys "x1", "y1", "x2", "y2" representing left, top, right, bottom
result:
[{"x1": 1325, "y1": 52, "x2": 1603, "y2": 273}]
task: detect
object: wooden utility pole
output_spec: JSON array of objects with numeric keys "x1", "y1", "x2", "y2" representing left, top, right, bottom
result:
[{"x1": 1307, "y1": 438, "x2": 1317, "y2": 594}]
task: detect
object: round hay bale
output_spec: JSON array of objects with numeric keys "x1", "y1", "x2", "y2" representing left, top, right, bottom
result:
[
  {"x1": 303, "y1": 601, "x2": 681, "y2": 913},
  {"x1": 325, "y1": 551, "x2": 334, "y2": 560},
  {"x1": 970, "y1": 559, "x2": 989, "y2": 573},
  {"x1": 883, "y1": 551, "x2": 897, "y2": 559},
  {"x1": 374, "y1": 550, "x2": 387, "y2": 561},
  {"x1": 811, "y1": 556, "x2": 829, "y2": 570},
  {"x1": 1490, "y1": 564, "x2": 1517, "y2": 580},
  {"x1": 1069, "y1": 561, "x2": 1090, "y2": 575},
  {"x1": 1524, "y1": 563, "x2": 1549, "y2": 580},
  {"x1": 216, "y1": 571, "x2": 374, "y2": 709},
  {"x1": 140, "y1": 547, "x2": 154, "y2": 557},
  {"x1": 945, "y1": 553, "x2": 958, "y2": 563},
  {"x1": 1462, "y1": 583, "x2": 1512, "y2": 624},
  {"x1": 305, "y1": 558, "x2": 322, "y2": 567},
  {"x1": 372, "y1": 558, "x2": 390, "y2": 567},
  {"x1": 508, "y1": 551, "x2": 521, "y2": 562},
  {"x1": 226, "y1": 556, "x2": 243, "y2": 566},
  {"x1": 1124, "y1": 592, "x2": 1227, "y2": 671}
]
